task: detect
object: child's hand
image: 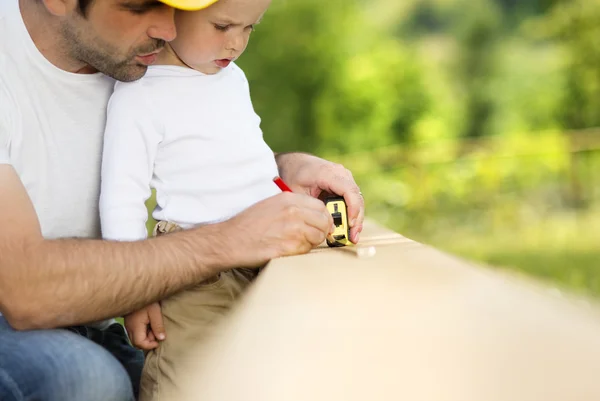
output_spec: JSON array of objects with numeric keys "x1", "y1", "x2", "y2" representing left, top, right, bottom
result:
[{"x1": 124, "y1": 302, "x2": 166, "y2": 351}]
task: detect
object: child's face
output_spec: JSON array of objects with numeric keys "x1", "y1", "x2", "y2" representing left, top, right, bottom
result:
[{"x1": 170, "y1": 0, "x2": 271, "y2": 74}]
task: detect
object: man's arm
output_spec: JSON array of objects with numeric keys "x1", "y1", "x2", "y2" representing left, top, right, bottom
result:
[
  {"x1": 0, "y1": 165, "x2": 332, "y2": 330},
  {"x1": 0, "y1": 164, "x2": 232, "y2": 330}
]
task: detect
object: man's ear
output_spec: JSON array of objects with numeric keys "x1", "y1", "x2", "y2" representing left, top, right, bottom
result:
[{"x1": 41, "y1": 0, "x2": 78, "y2": 17}]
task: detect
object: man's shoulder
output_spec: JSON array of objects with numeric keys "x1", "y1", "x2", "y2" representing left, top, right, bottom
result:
[
  {"x1": 0, "y1": 1, "x2": 17, "y2": 53},
  {"x1": 0, "y1": 56, "x2": 18, "y2": 125},
  {"x1": 0, "y1": 56, "x2": 16, "y2": 158},
  {"x1": 0, "y1": 0, "x2": 13, "y2": 24},
  {"x1": 0, "y1": 1, "x2": 30, "y2": 77}
]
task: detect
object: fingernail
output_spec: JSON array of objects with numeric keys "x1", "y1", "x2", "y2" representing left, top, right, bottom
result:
[
  {"x1": 331, "y1": 224, "x2": 336, "y2": 233},
  {"x1": 158, "y1": 334, "x2": 165, "y2": 340}
]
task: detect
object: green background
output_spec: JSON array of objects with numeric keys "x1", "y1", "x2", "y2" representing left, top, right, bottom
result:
[{"x1": 160, "y1": 0, "x2": 600, "y2": 297}]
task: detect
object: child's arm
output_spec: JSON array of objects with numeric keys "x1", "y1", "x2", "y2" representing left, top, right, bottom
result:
[{"x1": 100, "y1": 83, "x2": 162, "y2": 242}]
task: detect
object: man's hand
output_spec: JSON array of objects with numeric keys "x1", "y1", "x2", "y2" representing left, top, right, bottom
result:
[
  {"x1": 222, "y1": 192, "x2": 334, "y2": 267},
  {"x1": 275, "y1": 153, "x2": 365, "y2": 243},
  {"x1": 124, "y1": 302, "x2": 166, "y2": 351}
]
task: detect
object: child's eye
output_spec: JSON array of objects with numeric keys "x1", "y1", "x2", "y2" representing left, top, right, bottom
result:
[{"x1": 214, "y1": 24, "x2": 230, "y2": 32}]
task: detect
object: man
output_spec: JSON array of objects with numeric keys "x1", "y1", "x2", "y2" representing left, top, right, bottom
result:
[{"x1": 0, "y1": 0, "x2": 364, "y2": 400}]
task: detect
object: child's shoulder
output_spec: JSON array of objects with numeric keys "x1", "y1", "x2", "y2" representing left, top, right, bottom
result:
[
  {"x1": 110, "y1": 66, "x2": 184, "y2": 104},
  {"x1": 228, "y1": 62, "x2": 246, "y2": 77},
  {"x1": 108, "y1": 69, "x2": 171, "y2": 114},
  {"x1": 112, "y1": 66, "x2": 173, "y2": 92},
  {"x1": 227, "y1": 62, "x2": 250, "y2": 85}
]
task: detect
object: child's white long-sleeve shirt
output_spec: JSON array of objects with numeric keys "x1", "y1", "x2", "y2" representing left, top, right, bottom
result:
[{"x1": 100, "y1": 64, "x2": 280, "y2": 241}]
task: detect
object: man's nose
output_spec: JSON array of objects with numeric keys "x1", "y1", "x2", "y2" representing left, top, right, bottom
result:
[{"x1": 147, "y1": 7, "x2": 177, "y2": 42}]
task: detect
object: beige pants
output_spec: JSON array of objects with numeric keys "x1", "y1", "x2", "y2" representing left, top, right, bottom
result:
[{"x1": 139, "y1": 221, "x2": 259, "y2": 401}]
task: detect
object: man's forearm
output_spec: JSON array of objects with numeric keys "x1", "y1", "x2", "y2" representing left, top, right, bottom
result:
[{"x1": 1, "y1": 224, "x2": 232, "y2": 330}]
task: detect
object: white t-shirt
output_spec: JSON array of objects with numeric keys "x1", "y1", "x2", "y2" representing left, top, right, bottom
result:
[
  {"x1": 100, "y1": 64, "x2": 280, "y2": 241},
  {"x1": 0, "y1": 0, "x2": 115, "y2": 328},
  {"x1": 0, "y1": 0, "x2": 114, "y2": 240}
]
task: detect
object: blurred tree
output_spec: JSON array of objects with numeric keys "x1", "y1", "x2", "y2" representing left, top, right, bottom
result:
[
  {"x1": 232, "y1": 0, "x2": 600, "y2": 294},
  {"x1": 452, "y1": 0, "x2": 503, "y2": 139},
  {"x1": 546, "y1": 0, "x2": 600, "y2": 130},
  {"x1": 535, "y1": 0, "x2": 600, "y2": 208},
  {"x1": 239, "y1": 0, "x2": 361, "y2": 153},
  {"x1": 314, "y1": 41, "x2": 429, "y2": 154},
  {"x1": 399, "y1": 0, "x2": 452, "y2": 37},
  {"x1": 492, "y1": 0, "x2": 561, "y2": 23},
  {"x1": 240, "y1": 0, "x2": 430, "y2": 154}
]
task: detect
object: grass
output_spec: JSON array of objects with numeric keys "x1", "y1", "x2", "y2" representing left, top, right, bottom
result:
[{"x1": 417, "y1": 208, "x2": 600, "y2": 297}]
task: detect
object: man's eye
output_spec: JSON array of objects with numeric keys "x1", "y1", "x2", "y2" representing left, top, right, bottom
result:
[
  {"x1": 214, "y1": 24, "x2": 230, "y2": 32},
  {"x1": 246, "y1": 25, "x2": 255, "y2": 32},
  {"x1": 123, "y1": 1, "x2": 164, "y2": 15}
]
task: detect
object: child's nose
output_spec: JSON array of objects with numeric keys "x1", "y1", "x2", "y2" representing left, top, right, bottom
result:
[{"x1": 226, "y1": 33, "x2": 244, "y2": 53}]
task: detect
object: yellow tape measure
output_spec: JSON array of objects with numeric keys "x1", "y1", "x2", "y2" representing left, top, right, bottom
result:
[{"x1": 324, "y1": 196, "x2": 351, "y2": 247}]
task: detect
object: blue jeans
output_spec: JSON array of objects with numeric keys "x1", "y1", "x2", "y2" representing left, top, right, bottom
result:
[{"x1": 0, "y1": 316, "x2": 144, "y2": 401}]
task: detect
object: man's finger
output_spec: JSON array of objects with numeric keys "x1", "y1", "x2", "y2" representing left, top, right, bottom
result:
[
  {"x1": 345, "y1": 189, "x2": 363, "y2": 225},
  {"x1": 329, "y1": 182, "x2": 363, "y2": 231},
  {"x1": 315, "y1": 167, "x2": 363, "y2": 226},
  {"x1": 281, "y1": 191, "x2": 331, "y2": 212},
  {"x1": 349, "y1": 198, "x2": 365, "y2": 243},
  {"x1": 300, "y1": 205, "x2": 334, "y2": 235},
  {"x1": 147, "y1": 302, "x2": 166, "y2": 341},
  {"x1": 303, "y1": 225, "x2": 328, "y2": 247}
]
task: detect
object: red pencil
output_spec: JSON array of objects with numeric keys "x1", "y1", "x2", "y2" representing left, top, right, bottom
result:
[{"x1": 273, "y1": 176, "x2": 292, "y2": 192}]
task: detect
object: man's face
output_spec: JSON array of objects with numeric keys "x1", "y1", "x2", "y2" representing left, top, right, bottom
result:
[
  {"x1": 170, "y1": 0, "x2": 271, "y2": 75},
  {"x1": 60, "y1": 0, "x2": 177, "y2": 81}
]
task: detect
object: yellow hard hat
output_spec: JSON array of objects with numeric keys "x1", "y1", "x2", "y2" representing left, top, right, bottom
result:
[{"x1": 159, "y1": 0, "x2": 219, "y2": 11}]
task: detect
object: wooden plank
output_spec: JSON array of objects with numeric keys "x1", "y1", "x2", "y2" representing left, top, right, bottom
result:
[{"x1": 167, "y1": 220, "x2": 600, "y2": 401}]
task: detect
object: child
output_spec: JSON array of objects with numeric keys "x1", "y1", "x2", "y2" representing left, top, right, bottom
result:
[{"x1": 100, "y1": 0, "x2": 280, "y2": 398}]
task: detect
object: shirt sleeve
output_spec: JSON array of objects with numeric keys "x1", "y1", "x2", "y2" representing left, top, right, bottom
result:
[
  {"x1": 0, "y1": 80, "x2": 12, "y2": 164},
  {"x1": 99, "y1": 82, "x2": 162, "y2": 242},
  {"x1": 231, "y1": 63, "x2": 263, "y2": 127},
  {"x1": 0, "y1": 129, "x2": 9, "y2": 164}
]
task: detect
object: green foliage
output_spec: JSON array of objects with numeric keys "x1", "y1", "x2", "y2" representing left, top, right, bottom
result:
[
  {"x1": 239, "y1": 0, "x2": 429, "y2": 153},
  {"x1": 552, "y1": 0, "x2": 600, "y2": 129},
  {"x1": 314, "y1": 42, "x2": 429, "y2": 153},
  {"x1": 239, "y1": 0, "x2": 360, "y2": 152},
  {"x1": 440, "y1": 206, "x2": 600, "y2": 296},
  {"x1": 453, "y1": 0, "x2": 503, "y2": 138},
  {"x1": 234, "y1": 0, "x2": 600, "y2": 295}
]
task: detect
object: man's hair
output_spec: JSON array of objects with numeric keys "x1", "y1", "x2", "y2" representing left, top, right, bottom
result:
[{"x1": 78, "y1": 0, "x2": 94, "y2": 16}]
